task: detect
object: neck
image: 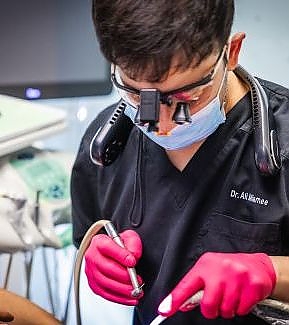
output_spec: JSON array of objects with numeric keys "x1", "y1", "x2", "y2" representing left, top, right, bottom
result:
[{"x1": 225, "y1": 70, "x2": 250, "y2": 114}]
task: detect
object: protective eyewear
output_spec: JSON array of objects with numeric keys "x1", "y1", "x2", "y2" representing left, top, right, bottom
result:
[{"x1": 111, "y1": 45, "x2": 227, "y2": 109}]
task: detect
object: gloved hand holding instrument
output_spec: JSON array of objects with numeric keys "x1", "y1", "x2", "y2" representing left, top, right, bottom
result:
[
  {"x1": 84, "y1": 223, "x2": 144, "y2": 304},
  {"x1": 74, "y1": 220, "x2": 289, "y2": 325},
  {"x1": 151, "y1": 252, "x2": 289, "y2": 325},
  {"x1": 74, "y1": 220, "x2": 144, "y2": 325}
]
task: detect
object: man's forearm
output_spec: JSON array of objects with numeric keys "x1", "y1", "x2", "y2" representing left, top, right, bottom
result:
[{"x1": 270, "y1": 256, "x2": 289, "y2": 302}]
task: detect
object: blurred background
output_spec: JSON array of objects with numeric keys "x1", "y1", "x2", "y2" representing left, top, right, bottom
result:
[{"x1": 0, "y1": 0, "x2": 288, "y2": 324}]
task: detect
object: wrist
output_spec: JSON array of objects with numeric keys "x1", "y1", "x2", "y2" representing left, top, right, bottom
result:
[
  {"x1": 253, "y1": 253, "x2": 277, "y2": 293},
  {"x1": 269, "y1": 256, "x2": 289, "y2": 301}
]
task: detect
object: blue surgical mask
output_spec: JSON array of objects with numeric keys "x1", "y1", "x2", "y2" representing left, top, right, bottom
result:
[{"x1": 124, "y1": 70, "x2": 227, "y2": 150}]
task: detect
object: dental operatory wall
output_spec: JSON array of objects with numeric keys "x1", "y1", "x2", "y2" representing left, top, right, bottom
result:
[{"x1": 233, "y1": 0, "x2": 289, "y2": 89}]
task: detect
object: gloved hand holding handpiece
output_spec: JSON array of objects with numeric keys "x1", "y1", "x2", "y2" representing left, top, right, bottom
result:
[
  {"x1": 84, "y1": 223, "x2": 144, "y2": 305},
  {"x1": 157, "y1": 252, "x2": 276, "y2": 319}
]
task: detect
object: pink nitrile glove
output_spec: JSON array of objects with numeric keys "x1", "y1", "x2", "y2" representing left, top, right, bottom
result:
[
  {"x1": 84, "y1": 229, "x2": 143, "y2": 305},
  {"x1": 158, "y1": 252, "x2": 276, "y2": 319}
]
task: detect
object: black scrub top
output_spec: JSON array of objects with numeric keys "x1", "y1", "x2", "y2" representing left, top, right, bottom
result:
[{"x1": 71, "y1": 78, "x2": 289, "y2": 325}]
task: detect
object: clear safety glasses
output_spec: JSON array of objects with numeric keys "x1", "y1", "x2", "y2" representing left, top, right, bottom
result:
[{"x1": 111, "y1": 45, "x2": 227, "y2": 109}]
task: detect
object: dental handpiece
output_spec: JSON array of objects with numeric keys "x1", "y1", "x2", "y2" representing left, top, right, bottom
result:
[{"x1": 104, "y1": 222, "x2": 143, "y2": 298}]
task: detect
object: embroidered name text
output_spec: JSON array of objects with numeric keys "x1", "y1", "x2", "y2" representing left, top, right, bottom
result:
[{"x1": 230, "y1": 189, "x2": 268, "y2": 206}]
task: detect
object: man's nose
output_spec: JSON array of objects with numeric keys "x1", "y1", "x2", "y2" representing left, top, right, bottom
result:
[{"x1": 156, "y1": 103, "x2": 176, "y2": 135}]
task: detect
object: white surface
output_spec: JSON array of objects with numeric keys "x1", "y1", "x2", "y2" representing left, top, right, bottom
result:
[{"x1": 0, "y1": 95, "x2": 67, "y2": 157}]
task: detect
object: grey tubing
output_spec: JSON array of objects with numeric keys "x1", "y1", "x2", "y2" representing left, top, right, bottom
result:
[
  {"x1": 74, "y1": 219, "x2": 110, "y2": 325},
  {"x1": 182, "y1": 290, "x2": 289, "y2": 324}
]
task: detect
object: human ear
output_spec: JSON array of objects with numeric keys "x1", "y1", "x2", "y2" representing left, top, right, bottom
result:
[{"x1": 227, "y1": 32, "x2": 246, "y2": 71}]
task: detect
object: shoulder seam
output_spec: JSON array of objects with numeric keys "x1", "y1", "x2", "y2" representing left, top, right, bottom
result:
[{"x1": 258, "y1": 80, "x2": 289, "y2": 100}]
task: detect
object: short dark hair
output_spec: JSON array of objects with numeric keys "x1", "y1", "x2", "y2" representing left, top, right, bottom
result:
[{"x1": 92, "y1": 0, "x2": 234, "y2": 81}]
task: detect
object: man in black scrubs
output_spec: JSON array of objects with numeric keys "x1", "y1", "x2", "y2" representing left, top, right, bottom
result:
[{"x1": 71, "y1": 1, "x2": 289, "y2": 324}]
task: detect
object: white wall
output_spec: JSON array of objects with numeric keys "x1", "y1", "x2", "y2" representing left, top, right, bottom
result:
[{"x1": 233, "y1": 0, "x2": 289, "y2": 88}]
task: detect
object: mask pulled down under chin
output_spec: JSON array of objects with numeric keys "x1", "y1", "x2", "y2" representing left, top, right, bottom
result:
[{"x1": 124, "y1": 95, "x2": 226, "y2": 150}]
